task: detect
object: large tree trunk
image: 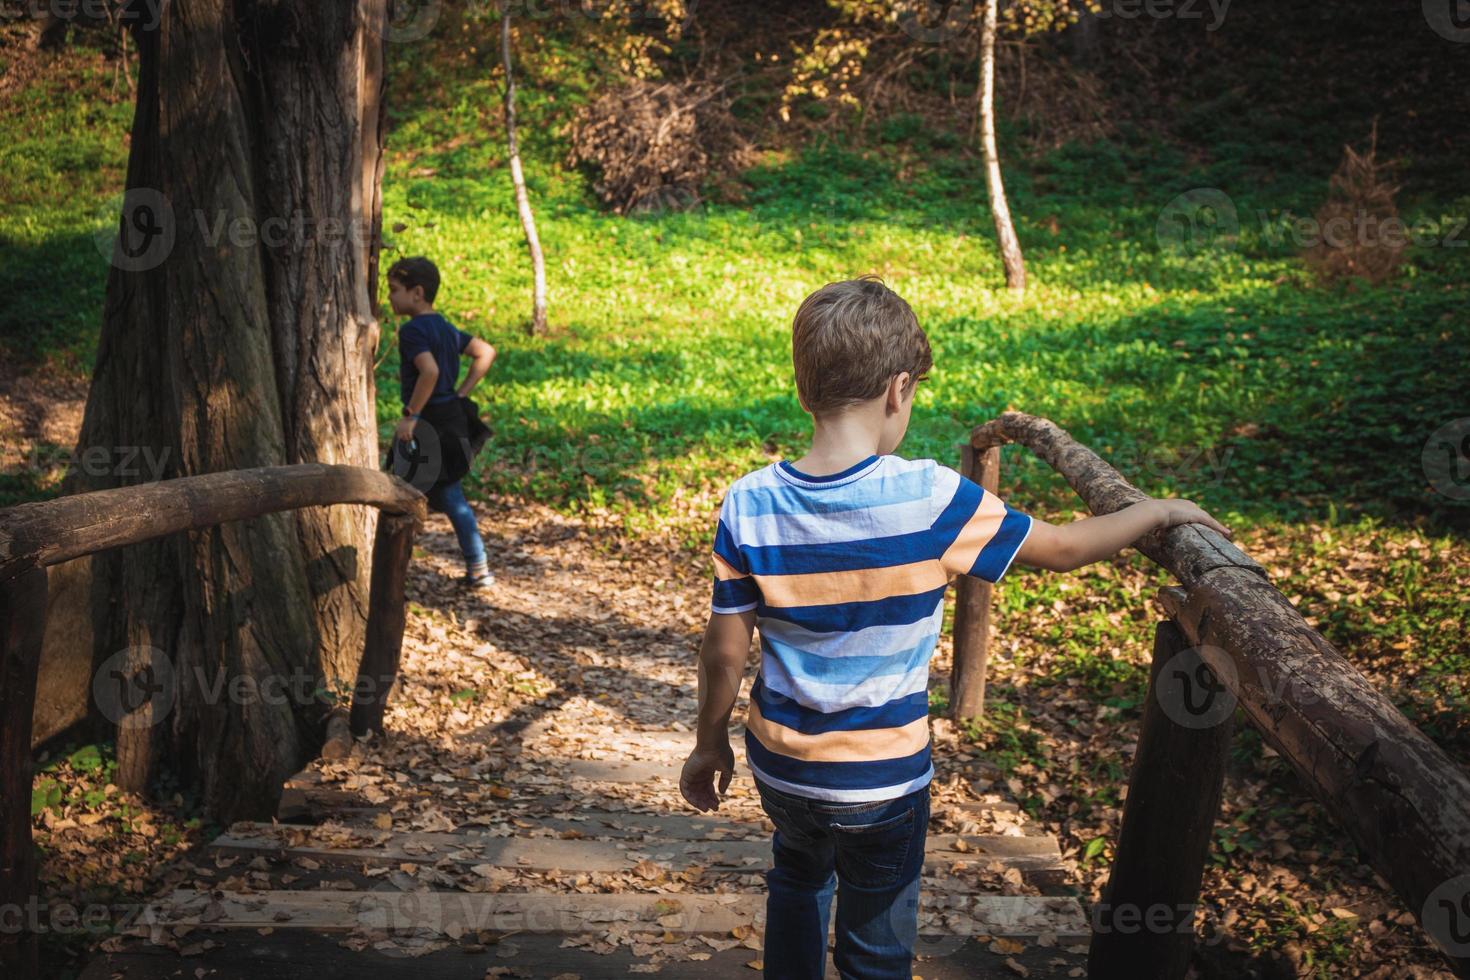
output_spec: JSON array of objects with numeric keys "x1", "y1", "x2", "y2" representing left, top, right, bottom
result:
[
  {"x1": 501, "y1": 1, "x2": 548, "y2": 335},
  {"x1": 980, "y1": 0, "x2": 1026, "y2": 294},
  {"x1": 39, "y1": 0, "x2": 390, "y2": 823}
]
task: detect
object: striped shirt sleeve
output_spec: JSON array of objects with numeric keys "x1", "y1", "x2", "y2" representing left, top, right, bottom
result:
[
  {"x1": 930, "y1": 464, "x2": 1033, "y2": 583},
  {"x1": 711, "y1": 492, "x2": 759, "y2": 614}
]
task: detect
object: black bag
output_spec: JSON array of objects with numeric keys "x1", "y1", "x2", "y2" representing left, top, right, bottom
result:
[{"x1": 385, "y1": 396, "x2": 492, "y2": 494}]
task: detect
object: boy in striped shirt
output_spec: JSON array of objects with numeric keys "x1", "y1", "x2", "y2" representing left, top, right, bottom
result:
[{"x1": 679, "y1": 276, "x2": 1229, "y2": 980}]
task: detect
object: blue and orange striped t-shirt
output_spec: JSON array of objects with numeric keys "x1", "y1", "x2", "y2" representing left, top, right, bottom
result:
[{"x1": 710, "y1": 453, "x2": 1033, "y2": 803}]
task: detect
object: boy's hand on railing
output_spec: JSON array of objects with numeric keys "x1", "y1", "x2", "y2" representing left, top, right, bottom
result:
[
  {"x1": 680, "y1": 741, "x2": 735, "y2": 813},
  {"x1": 1150, "y1": 498, "x2": 1232, "y2": 539}
]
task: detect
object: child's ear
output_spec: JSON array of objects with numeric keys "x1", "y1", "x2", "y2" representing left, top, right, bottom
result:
[{"x1": 887, "y1": 372, "x2": 911, "y2": 412}]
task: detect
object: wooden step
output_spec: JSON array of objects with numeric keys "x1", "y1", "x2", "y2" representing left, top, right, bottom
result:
[
  {"x1": 139, "y1": 888, "x2": 1090, "y2": 939},
  {"x1": 211, "y1": 820, "x2": 1067, "y2": 884},
  {"x1": 82, "y1": 918, "x2": 1090, "y2": 979}
]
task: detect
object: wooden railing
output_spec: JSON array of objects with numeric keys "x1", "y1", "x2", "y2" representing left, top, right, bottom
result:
[
  {"x1": 0, "y1": 464, "x2": 425, "y2": 975},
  {"x1": 949, "y1": 413, "x2": 1470, "y2": 978}
]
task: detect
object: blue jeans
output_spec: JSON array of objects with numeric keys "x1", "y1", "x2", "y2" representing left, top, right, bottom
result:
[
  {"x1": 426, "y1": 481, "x2": 485, "y2": 564},
  {"x1": 754, "y1": 776, "x2": 929, "y2": 980}
]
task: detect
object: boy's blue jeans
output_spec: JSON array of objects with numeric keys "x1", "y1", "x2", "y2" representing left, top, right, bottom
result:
[
  {"x1": 426, "y1": 481, "x2": 485, "y2": 565},
  {"x1": 753, "y1": 775, "x2": 929, "y2": 980}
]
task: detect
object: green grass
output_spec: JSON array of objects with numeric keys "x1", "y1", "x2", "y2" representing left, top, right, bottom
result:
[{"x1": 2, "y1": 17, "x2": 1467, "y2": 702}]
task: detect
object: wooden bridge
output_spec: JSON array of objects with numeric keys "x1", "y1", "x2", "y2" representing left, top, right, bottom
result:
[{"x1": 74, "y1": 719, "x2": 1088, "y2": 978}]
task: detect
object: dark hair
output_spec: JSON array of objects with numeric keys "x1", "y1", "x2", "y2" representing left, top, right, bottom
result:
[
  {"x1": 792, "y1": 275, "x2": 932, "y2": 416},
  {"x1": 387, "y1": 256, "x2": 440, "y2": 304}
]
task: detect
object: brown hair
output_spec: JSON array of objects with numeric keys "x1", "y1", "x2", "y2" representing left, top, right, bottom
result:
[
  {"x1": 791, "y1": 276, "x2": 932, "y2": 416},
  {"x1": 387, "y1": 256, "x2": 441, "y2": 304}
]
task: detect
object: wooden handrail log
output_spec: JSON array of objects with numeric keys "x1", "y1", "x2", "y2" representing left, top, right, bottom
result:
[
  {"x1": 1159, "y1": 584, "x2": 1470, "y2": 974},
  {"x1": 969, "y1": 412, "x2": 1470, "y2": 972},
  {"x1": 969, "y1": 412, "x2": 1264, "y2": 588},
  {"x1": 0, "y1": 464, "x2": 426, "y2": 577},
  {"x1": 0, "y1": 464, "x2": 427, "y2": 974}
]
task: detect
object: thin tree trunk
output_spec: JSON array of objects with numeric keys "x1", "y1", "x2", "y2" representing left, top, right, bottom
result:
[
  {"x1": 980, "y1": 0, "x2": 1026, "y2": 294},
  {"x1": 37, "y1": 0, "x2": 390, "y2": 824},
  {"x1": 501, "y1": 2, "x2": 548, "y2": 335}
]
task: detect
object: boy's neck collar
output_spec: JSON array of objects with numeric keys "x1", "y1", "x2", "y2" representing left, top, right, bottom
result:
[{"x1": 775, "y1": 454, "x2": 882, "y2": 487}]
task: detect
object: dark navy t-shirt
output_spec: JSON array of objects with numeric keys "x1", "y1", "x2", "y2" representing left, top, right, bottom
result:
[{"x1": 399, "y1": 313, "x2": 472, "y2": 408}]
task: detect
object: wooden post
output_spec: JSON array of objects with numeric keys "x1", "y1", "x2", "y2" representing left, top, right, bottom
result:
[
  {"x1": 0, "y1": 566, "x2": 48, "y2": 977},
  {"x1": 950, "y1": 443, "x2": 1000, "y2": 721},
  {"x1": 1089, "y1": 619, "x2": 1233, "y2": 979},
  {"x1": 350, "y1": 513, "x2": 417, "y2": 738}
]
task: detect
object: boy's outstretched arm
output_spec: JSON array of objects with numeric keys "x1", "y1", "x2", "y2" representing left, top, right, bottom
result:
[
  {"x1": 680, "y1": 609, "x2": 756, "y2": 813},
  {"x1": 456, "y1": 337, "x2": 496, "y2": 397},
  {"x1": 1015, "y1": 498, "x2": 1231, "y2": 573}
]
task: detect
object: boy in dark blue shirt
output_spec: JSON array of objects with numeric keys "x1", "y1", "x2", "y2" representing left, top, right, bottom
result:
[{"x1": 386, "y1": 256, "x2": 497, "y2": 589}]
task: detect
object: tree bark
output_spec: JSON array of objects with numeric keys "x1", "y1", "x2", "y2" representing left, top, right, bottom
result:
[
  {"x1": 39, "y1": 0, "x2": 391, "y2": 823},
  {"x1": 979, "y1": 0, "x2": 1026, "y2": 294},
  {"x1": 501, "y1": 1, "x2": 549, "y2": 335}
]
